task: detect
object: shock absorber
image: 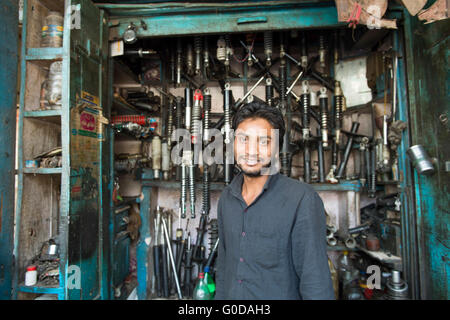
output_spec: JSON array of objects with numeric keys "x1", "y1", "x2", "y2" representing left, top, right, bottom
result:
[
  {"x1": 175, "y1": 96, "x2": 183, "y2": 181},
  {"x1": 224, "y1": 82, "x2": 233, "y2": 184},
  {"x1": 185, "y1": 88, "x2": 192, "y2": 132},
  {"x1": 369, "y1": 146, "x2": 377, "y2": 198},
  {"x1": 300, "y1": 32, "x2": 308, "y2": 68},
  {"x1": 279, "y1": 61, "x2": 287, "y2": 112},
  {"x1": 224, "y1": 34, "x2": 232, "y2": 67},
  {"x1": 319, "y1": 87, "x2": 329, "y2": 147},
  {"x1": 191, "y1": 89, "x2": 203, "y2": 145},
  {"x1": 319, "y1": 33, "x2": 326, "y2": 70},
  {"x1": 208, "y1": 219, "x2": 218, "y2": 255},
  {"x1": 334, "y1": 80, "x2": 344, "y2": 145},
  {"x1": 203, "y1": 36, "x2": 209, "y2": 70},
  {"x1": 203, "y1": 88, "x2": 211, "y2": 145},
  {"x1": 264, "y1": 31, "x2": 273, "y2": 67},
  {"x1": 170, "y1": 44, "x2": 176, "y2": 84},
  {"x1": 186, "y1": 42, "x2": 194, "y2": 76},
  {"x1": 317, "y1": 128, "x2": 325, "y2": 183},
  {"x1": 176, "y1": 38, "x2": 182, "y2": 86},
  {"x1": 194, "y1": 36, "x2": 202, "y2": 75},
  {"x1": 188, "y1": 162, "x2": 196, "y2": 219},
  {"x1": 300, "y1": 80, "x2": 311, "y2": 140},
  {"x1": 265, "y1": 77, "x2": 274, "y2": 107},
  {"x1": 180, "y1": 161, "x2": 187, "y2": 218},
  {"x1": 167, "y1": 98, "x2": 174, "y2": 146},
  {"x1": 333, "y1": 30, "x2": 339, "y2": 65}
]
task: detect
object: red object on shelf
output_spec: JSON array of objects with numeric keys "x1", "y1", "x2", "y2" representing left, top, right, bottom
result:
[
  {"x1": 26, "y1": 265, "x2": 37, "y2": 271},
  {"x1": 194, "y1": 89, "x2": 203, "y2": 101},
  {"x1": 111, "y1": 115, "x2": 147, "y2": 125}
]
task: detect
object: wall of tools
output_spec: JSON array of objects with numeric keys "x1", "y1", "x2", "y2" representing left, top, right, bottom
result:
[{"x1": 111, "y1": 27, "x2": 408, "y2": 300}]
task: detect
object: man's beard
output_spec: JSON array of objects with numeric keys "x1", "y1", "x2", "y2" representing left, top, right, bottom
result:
[{"x1": 238, "y1": 159, "x2": 273, "y2": 177}]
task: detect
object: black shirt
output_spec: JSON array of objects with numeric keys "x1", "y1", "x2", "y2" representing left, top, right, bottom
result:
[{"x1": 215, "y1": 171, "x2": 335, "y2": 300}]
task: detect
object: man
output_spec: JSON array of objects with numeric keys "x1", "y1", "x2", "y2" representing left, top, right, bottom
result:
[{"x1": 215, "y1": 101, "x2": 335, "y2": 300}]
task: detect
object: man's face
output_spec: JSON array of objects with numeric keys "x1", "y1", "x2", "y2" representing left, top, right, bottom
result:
[{"x1": 234, "y1": 117, "x2": 277, "y2": 177}]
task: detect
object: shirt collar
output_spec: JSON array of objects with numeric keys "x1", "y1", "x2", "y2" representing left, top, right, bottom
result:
[{"x1": 229, "y1": 170, "x2": 280, "y2": 199}]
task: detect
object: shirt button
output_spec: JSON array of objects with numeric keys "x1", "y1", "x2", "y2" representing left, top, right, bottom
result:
[
  {"x1": 241, "y1": 232, "x2": 246, "y2": 237},
  {"x1": 239, "y1": 257, "x2": 244, "y2": 262},
  {"x1": 238, "y1": 280, "x2": 243, "y2": 284},
  {"x1": 244, "y1": 208, "x2": 248, "y2": 212}
]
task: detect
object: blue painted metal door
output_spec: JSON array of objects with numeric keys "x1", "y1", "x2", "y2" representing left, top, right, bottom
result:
[
  {"x1": 67, "y1": 0, "x2": 110, "y2": 299},
  {"x1": 0, "y1": 0, "x2": 18, "y2": 300},
  {"x1": 404, "y1": 16, "x2": 450, "y2": 299}
]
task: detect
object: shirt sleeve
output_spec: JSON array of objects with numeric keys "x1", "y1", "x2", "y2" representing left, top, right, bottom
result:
[
  {"x1": 214, "y1": 194, "x2": 226, "y2": 300},
  {"x1": 291, "y1": 191, "x2": 336, "y2": 300}
]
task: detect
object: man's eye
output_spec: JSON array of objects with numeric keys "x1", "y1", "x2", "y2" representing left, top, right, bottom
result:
[
  {"x1": 259, "y1": 138, "x2": 268, "y2": 145},
  {"x1": 238, "y1": 136, "x2": 247, "y2": 143}
]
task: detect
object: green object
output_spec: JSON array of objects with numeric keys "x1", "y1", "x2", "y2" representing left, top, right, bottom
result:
[
  {"x1": 193, "y1": 273, "x2": 211, "y2": 300},
  {"x1": 204, "y1": 267, "x2": 216, "y2": 298}
]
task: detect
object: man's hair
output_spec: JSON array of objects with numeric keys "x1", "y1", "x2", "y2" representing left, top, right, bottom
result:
[{"x1": 232, "y1": 101, "x2": 285, "y2": 149}]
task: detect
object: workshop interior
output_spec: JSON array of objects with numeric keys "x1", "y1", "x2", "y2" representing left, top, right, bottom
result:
[{"x1": 0, "y1": 0, "x2": 448, "y2": 300}]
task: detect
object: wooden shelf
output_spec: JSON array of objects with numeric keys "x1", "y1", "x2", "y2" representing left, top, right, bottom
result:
[
  {"x1": 23, "y1": 167, "x2": 62, "y2": 175},
  {"x1": 25, "y1": 48, "x2": 64, "y2": 61},
  {"x1": 24, "y1": 109, "x2": 62, "y2": 125}
]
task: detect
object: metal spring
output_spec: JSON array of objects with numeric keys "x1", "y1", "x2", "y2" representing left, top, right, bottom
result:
[
  {"x1": 203, "y1": 91, "x2": 211, "y2": 142},
  {"x1": 202, "y1": 165, "x2": 210, "y2": 215},
  {"x1": 191, "y1": 98, "x2": 201, "y2": 141},
  {"x1": 180, "y1": 165, "x2": 187, "y2": 218},
  {"x1": 186, "y1": 42, "x2": 194, "y2": 75},
  {"x1": 189, "y1": 165, "x2": 196, "y2": 218},
  {"x1": 176, "y1": 39, "x2": 182, "y2": 85},
  {"x1": 335, "y1": 95, "x2": 343, "y2": 130},
  {"x1": 224, "y1": 84, "x2": 231, "y2": 142},
  {"x1": 319, "y1": 34, "x2": 326, "y2": 68},
  {"x1": 301, "y1": 89, "x2": 310, "y2": 129},
  {"x1": 216, "y1": 36, "x2": 226, "y2": 62},
  {"x1": 168, "y1": 101, "x2": 173, "y2": 144},
  {"x1": 279, "y1": 64, "x2": 287, "y2": 109},
  {"x1": 264, "y1": 31, "x2": 273, "y2": 66},
  {"x1": 208, "y1": 219, "x2": 219, "y2": 254}
]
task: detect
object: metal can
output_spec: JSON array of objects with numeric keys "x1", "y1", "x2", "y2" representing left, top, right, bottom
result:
[
  {"x1": 41, "y1": 12, "x2": 64, "y2": 48},
  {"x1": 406, "y1": 145, "x2": 435, "y2": 175}
]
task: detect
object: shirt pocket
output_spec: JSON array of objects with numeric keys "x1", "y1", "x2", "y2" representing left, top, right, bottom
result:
[{"x1": 249, "y1": 230, "x2": 280, "y2": 269}]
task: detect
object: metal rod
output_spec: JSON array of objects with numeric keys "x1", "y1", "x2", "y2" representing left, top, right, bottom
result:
[{"x1": 161, "y1": 217, "x2": 183, "y2": 299}]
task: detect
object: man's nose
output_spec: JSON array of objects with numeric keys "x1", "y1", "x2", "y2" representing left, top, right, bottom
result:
[{"x1": 246, "y1": 136, "x2": 259, "y2": 155}]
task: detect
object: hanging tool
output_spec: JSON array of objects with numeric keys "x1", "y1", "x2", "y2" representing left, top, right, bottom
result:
[
  {"x1": 319, "y1": 87, "x2": 329, "y2": 147},
  {"x1": 153, "y1": 209, "x2": 162, "y2": 297},
  {"x1": 336, "y1": 122, "x2": 360, "y2": 180},
  {"x1": 265, "y1": 77, "x2": 274, "y2": 107},
  {"x1": 300, "y1": 32, "x2": 308, "y2": 68},
  {"x1": 161, "y1": 215, "x2": 183, "y2": 299},
  {"x1": 184, "y1": 233, "x2": 193, "y2": 298},
  {"x1": 194, "y1": 36, "x2": 202, "y2": 75},
  {"x1": 264, "y1": 31, "x2": 273, "y2": 67},
  {"x1": 176, "y1": 38, "x2": 182, "y2": 86},
  {"x1": 224, "y1": 82, "x2": 233, "y2": 184},
  {"x1": 317, "y1": 128, "x2": 325, "y2": 183}
]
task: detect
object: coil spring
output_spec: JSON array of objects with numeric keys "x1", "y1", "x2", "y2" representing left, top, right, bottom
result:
[
  {"x1": 216, "y1": 36, "x2": 226, "y2": 61},
  {"x1": 189, "y1": 165, "x2": 196, "y2": 218},
  {"x1": 168, "y1": 101, "x2": 173, "y2": 143},
  {"x1": 203, "y1": 92, "x2": 211, "y2": 140},
  {"x1": 203, "y1": 37, "x2": 209, "y2": 66},
  {"x1": 335, "y1": 96, "x2": 343, "y2": 129},
  {"x1": 224, "y1": 85, "x2": 231, "y2": 135},
  {"x1": 320, "y1": 98, "x2": 328, "y2": 131},
  {"x1": 191, "y1": 102, "x2": 201, "y2": 141},
  {"x1": 279, "y1": 64, "x2": 287, "y2": 107},
  {"x1": 180, "y1": 165, "x2": 187, "y2": 218},
  {"x1": 301, "y1": 92, "x2": 310, "y2": 129},
  {"x1": 202, "y1": 165, "x2": 210, "y2": 215},
  {"x1": 208, "y1": 219, "x2": 219, "y2": 254},
  {"x1": 194, "y1": 36, "x2": 202, "y2": 53},
  {"x1": 264, "y1": 31, "x2": 273, "y2": 63}
]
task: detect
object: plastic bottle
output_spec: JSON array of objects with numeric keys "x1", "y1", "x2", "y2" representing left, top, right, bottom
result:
[
  {"x1": 204, "y1": 266, "x2": 216, "y2": 298},
  {"x1": 25, "y1": 265, "x2": 37, "y2": 286},
  {"x1": 193, "y1": 272, "x2": 211, "y2": 300}
]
